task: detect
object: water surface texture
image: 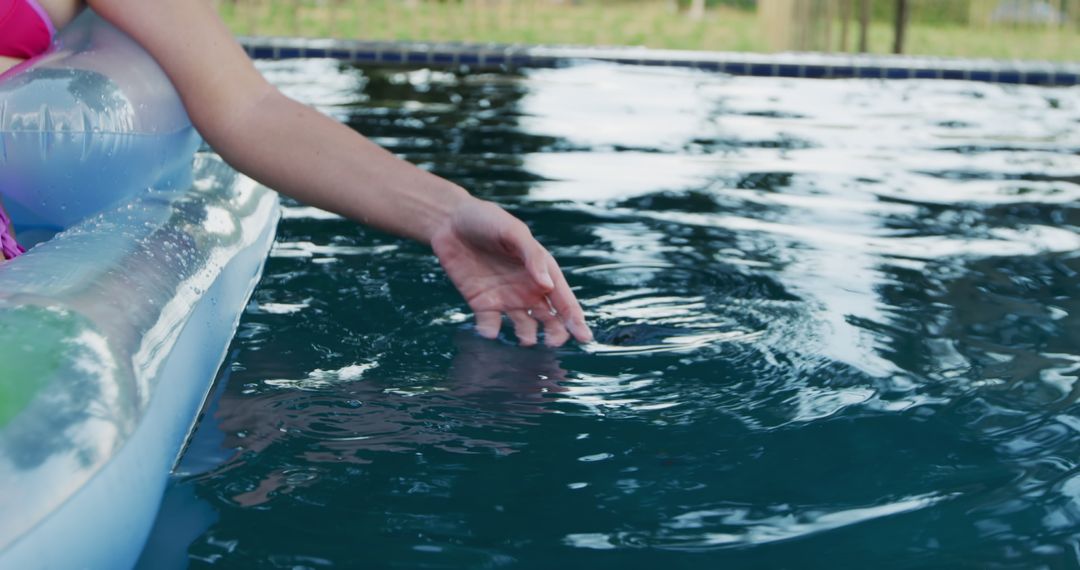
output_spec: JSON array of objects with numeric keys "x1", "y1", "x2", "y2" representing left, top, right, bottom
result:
[{"x1": 142, "y1": 61, "x2": 1080, "y2": 569}]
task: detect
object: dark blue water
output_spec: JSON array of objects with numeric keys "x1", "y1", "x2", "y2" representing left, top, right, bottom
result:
[{"x1": 140, "y1": 61, "x2": 1080, "y2": 569}]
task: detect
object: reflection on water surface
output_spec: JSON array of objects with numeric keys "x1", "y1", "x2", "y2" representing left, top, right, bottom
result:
[{"x1": 141, "y1": 60, "x2": 1080, "y2": 569}]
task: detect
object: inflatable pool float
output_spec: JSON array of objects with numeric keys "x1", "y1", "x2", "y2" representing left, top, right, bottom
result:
[{"x1": 0, "y1": 11, "x2": 280, "y2": 569}]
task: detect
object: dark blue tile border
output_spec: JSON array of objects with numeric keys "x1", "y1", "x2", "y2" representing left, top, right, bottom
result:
[
  {"x1": 328, "y1": 49, "x2": 352, "y2": 60},
  {"x1": 277, "y1": 47, "x2": 302, "y2": 59},
  {"x1": 251, "y1": 45, "x2": 274, "y2": 60},
  {"x1": 720, "y1": 61, "x2": 747, "y2": 74},
  {"x1": 529, "y1": 56, "x2": 559, "y2": 68},
  {"x1": 748, "y1": 63, "x2": 773, "y2": 76},
  {"x1": 238, "y1": 37, "x2": 1080, "y2": 86},
  {"x1": 777, "y1": 64, "x2": 800, "y2": 77},
  {"x1": 829, "y1": 66, "x2": 856, "y2": 78},
  {"x1": 1025, "y1": 71, "x2": 1052, "y2": 85},
  {"x1": 997, "y1": 70, "x2": 1023, "y2": 84}
]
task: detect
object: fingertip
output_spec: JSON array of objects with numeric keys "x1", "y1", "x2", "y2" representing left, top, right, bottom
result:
[
  {"x1": 544, "y1": 331, "x2": 570, "y2": 348},
  {"x1": 509, "y1": 310, "x2": 539, "y2": 347},
  {"x1": 549, "y1": 332, "x2": 571, "y2": 347},
  {"x1": 567, "y1": 319, "x2": 594, "y2": 344},
  {"x1": 542, "y1": 322, "x2": 571, "y2": 348},
  {"x1": 475, "y1": 312, "x2": 501, "y2": 339},
  {"x1": 553, "y1": 311, "x2": 592, "y2": 344}
]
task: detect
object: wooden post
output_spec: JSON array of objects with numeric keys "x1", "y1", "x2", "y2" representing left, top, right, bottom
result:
[
  {"x1": 840, "y1": 0, "x2": 852, "y2": 51},
  {"x1": 689, "y1": 0, "x2": 706, "y2": 20},
  {"x1": 289, "y1": 0, "x2": 299, "y2": 36},
  {"x1": 793, "y1": 0, "x2": 806, "y2": 49},
  {"x1": 822, "y1": 0, "x2": 833, "y2": 51},
  {"x1": 246, "y1": 0, "x2": 258, "y2": 36},
  {"x1": 858, "y1": 0, "x2": 870, "y2": 52},
  {"x1": 892, "y1": 0, "x2": 909, "y2": 54},
  {"x1": 757, "y1": 0, "x2": 793, "y2": 51}
]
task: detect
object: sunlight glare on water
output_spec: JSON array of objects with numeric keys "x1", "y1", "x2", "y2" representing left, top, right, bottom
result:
[{"x1": 139, "y1": 60, "x2": 1080, "y2": 569}]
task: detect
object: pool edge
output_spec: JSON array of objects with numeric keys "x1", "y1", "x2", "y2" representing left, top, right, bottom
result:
[{"x1": 236, "y1": 37, "x2": 1080, "y2": 87}]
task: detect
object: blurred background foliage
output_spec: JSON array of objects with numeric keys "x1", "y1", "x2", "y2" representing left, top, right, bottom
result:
[{"x1": 215, "y1": 0, "x2": 1078, "y2": 61}]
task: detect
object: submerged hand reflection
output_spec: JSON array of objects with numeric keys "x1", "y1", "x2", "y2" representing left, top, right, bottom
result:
[
  {"x1": 446, "y1": 329, "x2": 569, "y2": 406},
  {"x1": 208, "y1": 329, "x2": 569, "y2": 507}
]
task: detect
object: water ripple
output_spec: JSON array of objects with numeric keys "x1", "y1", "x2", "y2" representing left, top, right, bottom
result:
[
  {"x1": 150, "y1": 62, "x2": 1080, "y2": 569},
  {"x1": 565, "y1": 492, "x2": 956, "y2": 551}
]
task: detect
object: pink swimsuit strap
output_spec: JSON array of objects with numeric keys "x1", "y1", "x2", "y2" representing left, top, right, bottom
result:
[
  {"x1": 0, "y1": 205, "x2": 25, "y2": 260},
  {"x1": 0, "y1": 0, "x2": 56, "y2": 59},
  {"x1": 0, "y1": 0, "x2": 51, "y2": 259}
]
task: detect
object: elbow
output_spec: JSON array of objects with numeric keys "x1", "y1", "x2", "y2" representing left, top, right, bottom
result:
[{"x1": 185, "y1": 81, "x2": 279, "y2": 154}]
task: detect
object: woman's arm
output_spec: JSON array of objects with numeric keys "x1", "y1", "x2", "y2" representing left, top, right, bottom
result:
[
  {"x1": 88, "y1": 0, "x2": 463, "y2": 243},
  {"x1": 86, "y1": 0, "x2": 591, "y2": 345}
]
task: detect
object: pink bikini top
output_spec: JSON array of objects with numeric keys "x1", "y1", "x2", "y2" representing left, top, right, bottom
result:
[
  {"x1": 0, "y1": 0, "x2": 52, "y2": 258},
  {"x1": 0, "y1": 0, "x2": 56, "y2": 59},
  {"x1": 0, "y1": 206, "x2": 25, "y2": 260}
]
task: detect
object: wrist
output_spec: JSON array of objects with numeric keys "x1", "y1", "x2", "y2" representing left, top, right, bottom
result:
[{"x1": 421, "y1": 181, "x2": 472, "y2": 245}]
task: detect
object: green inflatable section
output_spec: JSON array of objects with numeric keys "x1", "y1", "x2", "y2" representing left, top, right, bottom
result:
[{"x1": 0, "y1": 306, "x2": 80, "y2": 428}]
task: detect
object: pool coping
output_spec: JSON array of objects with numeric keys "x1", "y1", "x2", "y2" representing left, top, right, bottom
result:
[{"x1": 238, "y1": 36, "x2": 1080, "y2": 86}]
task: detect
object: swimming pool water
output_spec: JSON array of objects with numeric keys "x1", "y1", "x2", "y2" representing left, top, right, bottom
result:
[{"x1": 139, "y1": 60, "x2": 1080, "y2": 569}]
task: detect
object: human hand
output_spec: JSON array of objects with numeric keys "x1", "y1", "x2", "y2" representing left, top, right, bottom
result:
[{"x1": 430, "y1": 198, "x2": 592, "y2": 347}]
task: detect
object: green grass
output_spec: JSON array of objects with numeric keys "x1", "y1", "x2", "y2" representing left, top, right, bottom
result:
[{"x1": 217, "y1": 0, "x2": 1078, "y2": 62}]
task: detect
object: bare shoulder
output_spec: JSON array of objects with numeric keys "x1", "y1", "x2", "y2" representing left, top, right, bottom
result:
[{"x1": 87, "y1": 0, "x2": 271, "y2": 131}]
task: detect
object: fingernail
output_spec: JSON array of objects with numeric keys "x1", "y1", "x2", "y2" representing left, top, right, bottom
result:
[
  {"x1": 569, "y1": 321, "x2": 593, "y2": 343},
  {"x1": 539, "y1": 270, "x2": 554, "y2": 289},
  {"x1": 579, "y1": 322, "x2": 594, "y2": 343}
]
